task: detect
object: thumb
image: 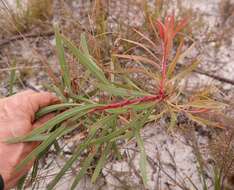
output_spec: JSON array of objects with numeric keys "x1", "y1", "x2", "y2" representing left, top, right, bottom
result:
[{"x1": 32, "y1": 113, "x2": 55, "y2": 129}]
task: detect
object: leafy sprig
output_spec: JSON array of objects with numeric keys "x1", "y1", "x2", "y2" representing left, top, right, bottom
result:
[{"x1": 8, "y1": 15, "x2": 225, "y2": 190}]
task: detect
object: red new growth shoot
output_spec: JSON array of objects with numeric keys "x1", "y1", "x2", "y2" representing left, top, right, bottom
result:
[
  {"x1": 156, "y1": 15, "x2": 188, "y2": 95},
  {"x1": 91, "y1": 15, "x2": 188, "y2": 113}
]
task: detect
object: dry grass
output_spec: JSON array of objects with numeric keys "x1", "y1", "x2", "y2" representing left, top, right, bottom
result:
[{"x1": 0, "y1": 0, "x2": 53, "y2": 36}]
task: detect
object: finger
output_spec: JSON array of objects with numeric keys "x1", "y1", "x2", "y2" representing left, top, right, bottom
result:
[
  {"x1": 2, "y1": 90, "x2": 36, "y2": 104},
  {"x1": 28, "y1": 92, "x2": 59, "y2": 113},
  {"x1": 32, "y1": 113, "x2": 55, "y2": 129},
  {"x1": 12, "y1": 90, "x2": 36, "y2": 97},
  {"x1": 5, "y1": 159, "x2": 35, "y2": 189},
  {"x1": 7, "y1": 90, "x2": 58, "y2": 112},
  {"x1": 2, "y1": 90, "x2": 59, "y2": 123}
]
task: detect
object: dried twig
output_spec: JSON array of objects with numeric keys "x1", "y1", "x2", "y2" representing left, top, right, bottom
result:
[
  {"x1": 194, "y1": 69, "x2": 234, "y2": 86},
  {"x1": 0, "y1": 30, "x2": 54, "y2": 47},
  {"x1": 177, "y1": 63, "x2": 234, "y2": 86}
]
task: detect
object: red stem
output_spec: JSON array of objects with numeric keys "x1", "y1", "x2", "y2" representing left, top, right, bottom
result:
[
  {"x1": 159, "y1": 42, "x2": 167, "y2": 95},
  {"x1": 159, "y1": 52, "x2": 166, "y2": 94},
  {"x1": 91, "y1": 38, "x2": 168, "y2": 113},
  {"x1": 91, "y1": 20, "x2": 171, "y2": 114},
  {"x1": 91, "y1": 94, "x2": 165, "y2": 113}
]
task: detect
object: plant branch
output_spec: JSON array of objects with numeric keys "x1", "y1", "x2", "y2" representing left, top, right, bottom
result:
[
  {"x1": 194, "y1": 69, "x2": 234, "y2": 86},
  {"x1": 0, "y1": 30, "x2": 54, "y2": 47},
  {"x1": 91, "y1": 93, "x2": 165, "y2": 113}
]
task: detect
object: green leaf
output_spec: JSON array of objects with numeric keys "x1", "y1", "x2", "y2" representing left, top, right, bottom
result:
[
  {"x1": 132, "y1": 109, "x2": 153, "y2": 130},
  {"x1": 90, "y1": 127, "x2": 127, "y2": 145},
  {"x1": 61, "y1": 35, "x2": 110, "y2": 84},
  {"x1": 30, "y1": 159, "x2": 39, "y2": 185},
  {"x1": 97, "y1": 83, "x2": 149, "y2": 97},
  {"x1": 91, "y1": 143, "x2": 112, "y2": 183},
  {"x1": 18, "y1": 134, "x2": 49, "y2": 142},
  {"x1": 80, "y1": 33, "x2": 90, "y2": 55},
  {"x1": 131, "y1": 111, "x2": 152, "y2": 187},
  {"x1": 35, "y1": 103, "x2": 80, "y2": 119},
  {"x1": 17, "y1": 174, "x2": 27, "y2": 190},
  {"x1": 71, "y1": 146, "x2": 99, "y2": 190},
  {"x1": 110, "y1": 131, "x2": 133, "y2": 142},
  {"x1": 43, "y1": 84, "x2": 67, "y2": 102},
  {"x1": 169, "y1": 110, "x2": 177, "y2": 129},
  {"x1": 123, "y1": 76, "x2": 143, "y2": 91},
  {"x1": 47, "y1": 115, "x2": 115, "y2": 189},
  {"x1": 16, "y1": 0, "x2": 21, "y2": 8},
  {"x1": 47, "y1": 146, "x2": 83, "y2": 190},
  {"x1": 192, "y1": 133, "x2": 208, "y2": 190},
  {"x1": 214, "y1": 167, "x2": 221, "y2": 190},
  {"x1": 135, "y1": 130, "x2": 148, "y2": 187},
  {"x1": 54, "y1": 26, "x2": 72, "y2": 92},
  {"x1": 89, "y1": 114, "x2": 117, "y2": 135},
  {"x1": 7, "y1": 104, "x2": 99, "y2": 143},
  {"x1": 31, "y1": 104, "x2": 98, "y2": 135},
  {"x1": 129, "y1": 102, "x2": 155, "y2": 111},
  {"x1": 16, "y1": 126, "x2": 66, "y2": 171},
  {"x1": 106, "y1": 107, "x2": 128, "y2": 114},
  {"x1": 106, "y1": 103, "x2": 155, "y2": 114},
  {"x1": 47, "y1": 135, "x2": 97, "y2": 189},
  {"x1": 91, "y1": 111, "x2": 151, "y2": 145},
  {"x1": 19, "y1": 121, "x2": 82, "y2": 143}
]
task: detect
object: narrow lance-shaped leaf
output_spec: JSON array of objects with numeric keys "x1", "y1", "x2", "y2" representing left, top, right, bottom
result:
[
  {"x1": 47, "y1": 115, "x2": 117, "y2": 189},
  {"x1": 169, "y1": 109, "x2": 177, "y2": 129},
  {"x1": 91, "y1": 143, "x2": 113, "y2": 183},
  {"x1": 17, "y1": 175, "x2": 27, "y2": 190},
  {"x1": 35, "y1": 103, "x2": 80, "y2": 119},
  {"x1": 61, "y1": 35, "x2": 110, "y2": 84},
  {"x1": 54, "y1": 26, "x2": 72, "y2": 92},
  {"x1": 80, "y1": 33, "x2": 90, "y2": 55},
  {"x1": 97, "y1": 83, "x2": 150, "y2": 97},
  {"x1": 123, "y1": 76, "x2": 142, "y2": 91},
  {"x1": 71, "y1": 145, "x2": 100, "y2": 190},
  {"x1": 89, "y1": 114, "x2": 118, "y2": 135},
  {"x1": 135, "y1": 130, "x2": 148, "y2": 187},
  {"x1": 16, "y1": 126, "x2": 66, "y2": 171},
  {"x1": 43, "y1": 84, "x2": 67, "y2": 102},
  {"x1": 132, "y1": 111, "x2": 152, "y2": 187},
  {"x1": 92, "y1": 110, "x2": 152, "y2": 145},
  {"x1": 18, "y1": 120, "x2": 84, "y2": 143},
  {"x1": 213, "y1": 167, "x2": 222, "y2": 190},
  {"x1": 7, "y1": 104, "x2": 100, "y2": 143},
  {"x1": 47, "y1": 142, "x2": 87, "y2": 190}
]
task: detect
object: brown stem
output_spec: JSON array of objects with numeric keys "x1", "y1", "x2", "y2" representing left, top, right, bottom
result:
[{"x1": 0, "y1": 30, "x2": 54, "y2": 47}]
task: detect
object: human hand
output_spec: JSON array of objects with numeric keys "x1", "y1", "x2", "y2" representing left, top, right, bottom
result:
[{"x1": 0, "y1": 90, "x2": 58, "y2": 189}]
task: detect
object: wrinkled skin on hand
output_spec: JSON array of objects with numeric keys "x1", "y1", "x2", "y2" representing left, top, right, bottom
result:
[{"x1": 0, "y1": 90, "x2": 58, "y2": 189}]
